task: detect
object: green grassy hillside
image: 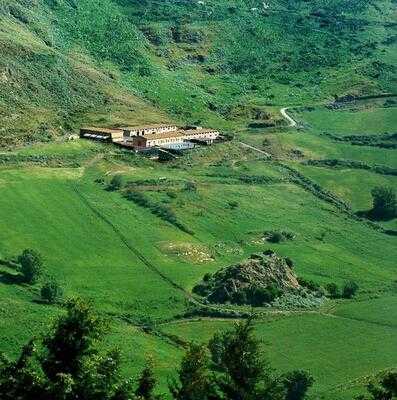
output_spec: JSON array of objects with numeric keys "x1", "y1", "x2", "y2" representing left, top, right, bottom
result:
[
  {"x1": 1, "y1": 100, "x2": 396, "y2": 398},
  {"x1": 0, "y1": 1, "x2": 396, "y2": 399},
  {"x1": 0, "y1": 0, "x2": 396, "y2": 146}
]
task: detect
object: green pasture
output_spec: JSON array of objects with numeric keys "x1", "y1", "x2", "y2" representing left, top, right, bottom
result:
[
  {"x1": 161, "y1": 303, "x2": 397, "y2": 400},
  {"x1": 294, "y1": 164, "x2": 397, "y2": 229},
  {"x1": 295, "y1": 106, "x2": 397, "y2": 135}
]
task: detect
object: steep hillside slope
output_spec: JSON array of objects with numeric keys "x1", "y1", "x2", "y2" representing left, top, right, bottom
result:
[{"x1": 0, "y1": 0, "x2": 396, "y2": 146}]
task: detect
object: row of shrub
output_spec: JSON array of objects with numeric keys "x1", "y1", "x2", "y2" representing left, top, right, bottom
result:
[
  {"x1": 124, "y1": 190, "x2": 193, "y2": 234},
  {"x1": 238, "y1": 175, "x2": 280, "y2": 184},
  {"x1": 264, "y1": 230, "x2": 295, "y2": 243},
  {"x1": 324, "y1": 132, "x2": 397, "y2": 149},
  {"x1": 127, "y1": 178, "x2": 184, "y2": 187},
  {"x1": 280, "y1": 163, "x2": 351, "y2": 213},
  {"x1": 180, "y1": 305, "x2": 252, "y2": 320},
  {"x1": 107, "y1": 175, "x2": 197, "y2": 194},
  {"x1": 204, "y1": 173, "x2": 282, "y2": 185},
  {"x1": 304, "y1": 159, "x2": 397, "y2": 176},
  {"x1": 298, "y1": 277, "x2": 359, "y2": 299}
]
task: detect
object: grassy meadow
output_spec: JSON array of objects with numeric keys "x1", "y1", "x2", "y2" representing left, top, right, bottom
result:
[
  {"x1": 0, "y1": 0, "x2": 396, "y2": 398},
  {"x1": 0, "y1": 100, "x2": 396, "y2": 398}
]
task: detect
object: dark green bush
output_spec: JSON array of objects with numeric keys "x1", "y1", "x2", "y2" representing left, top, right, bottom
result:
[
  {"x1": 298, "y1": 278, "x2": 321, "y2": 292},
  {"x1": 285, "y1": 257, "x2": 294, "y2": 269},
  {"x1": 41, "y1": 279, "x2": 63, "y2": 304},
  {"x1": 203, "y1": 273, "x2": 212, "y2": 282},
  {"x1": 248, "y1": 285, "x2": 281, "y2": 306},
  {"x1": 230, "y1": 289, "x2": 248, "y2": 306},
  {"x1": 325, "y1": 283, "x2": 340, "y2": 299},
  {"x1": 184, "y1": 181, "x2": 197, "y2": 192},
  {"x1": 230, "y1": 285, "x2": 281, "y2": 307},
  {"x1": 342, "y1": 281, "x2": 359, "y2": 299},
  {"x1": 265, "y1": 230, "x2": 295, "y2": 243},
  {"x1": 18, "y1": 249, "x2": 43, "y2": 284},
  {"x1": 267, "y1": 231, "x2": 284, "y2": 243},
  {"x1": 107, "y1": 174, "x2": 124, "y2": 191},
  {"x1": 370, "y1": 186, "x2": 396, "y2": 220},
  {"x1": 228, "y1": 200, "x2": 239, "y2": 209},
  {"x1": 94, "y1": 177, "x2": 105, "y2": 184}
]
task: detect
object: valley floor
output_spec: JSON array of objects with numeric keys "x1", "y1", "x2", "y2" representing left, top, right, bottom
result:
[{"x1": 0, "y1": 99, "x2": 396, "y2": 399}]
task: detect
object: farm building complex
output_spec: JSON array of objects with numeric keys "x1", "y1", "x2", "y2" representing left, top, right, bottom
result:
[{"x1": 80, "y1": 124, "x2": 221, "y2": 151}]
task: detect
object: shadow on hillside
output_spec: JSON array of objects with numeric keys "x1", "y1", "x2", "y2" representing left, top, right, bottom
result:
[
  {"x1": 356, "y1": 209, "x2": 396, "y2": 222},
  {"x1": 0, "y1": 270, "x2": 24, "y2": 285}
]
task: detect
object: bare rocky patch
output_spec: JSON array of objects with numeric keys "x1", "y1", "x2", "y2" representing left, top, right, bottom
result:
[{"x1": 159, "y1": 241, "x2": 214, "y2": 263}]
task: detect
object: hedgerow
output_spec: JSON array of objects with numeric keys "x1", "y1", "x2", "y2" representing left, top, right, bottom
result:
[
  {"x1": 124, "y1": 190, "x2": 193, "y2": 234},
  {"x1": 304, "y1": 159, "x2": 397, "y2": 176}
]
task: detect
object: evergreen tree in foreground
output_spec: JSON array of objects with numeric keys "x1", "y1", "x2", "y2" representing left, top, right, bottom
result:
[
  {"x1": 0, "y1": 298, "x2": 146, "y2": 400},
  {"x1": 172, "y1": 318, "x2": 314, "y2": 400},
  {"x1": 136, "y1": 361, "x2": 162, "y2": 400},
  {"x1": 0, "y1": 300, "x2": 316, "y2": 400},
  {"x1": 169, "y1": 343, "x2": 217, "y2": 400},
  {"x1": 356, "y1": 370, "x2": 397, "y2": 400}
]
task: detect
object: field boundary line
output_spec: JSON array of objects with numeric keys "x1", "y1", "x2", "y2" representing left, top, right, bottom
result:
[
  {"x1": 70, "y1": 183, "x2": 194, "y2": 300},
  {"x1": 238, "y1": 142, "x2": 271, "y2": 157},
  {"x1": 319, "y1": 311, "x2": 397, "y2": 329}
]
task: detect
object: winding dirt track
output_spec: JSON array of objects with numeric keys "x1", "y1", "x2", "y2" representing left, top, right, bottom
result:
[{"x1": 280, "y1": 107, "x2": 297, "y2": 127}]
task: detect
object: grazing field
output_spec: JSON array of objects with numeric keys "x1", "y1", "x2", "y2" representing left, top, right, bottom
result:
[
  {"x1": 294, "y1": 105, "x2": 397, "y2": 136},
  {"x1": 0, "y1": 0, "x2": 396, "y2": 397},
  {"x1": 293, "y1": 164, "x2": 397, "y2": 230},
  {"x1": 160, "y1": 304, "x2": 397, "y2": 400},
  {"x1": 0, "y1": 102, "x2": 396, "y2": 398}
]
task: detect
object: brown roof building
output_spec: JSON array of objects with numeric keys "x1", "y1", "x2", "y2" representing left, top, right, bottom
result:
[
  {"x1": 80, "y1": 124, "x2": 220, "y2": 150},
  {"x1": 131, "y1": 128, "x2": 220, "y2": 149}
]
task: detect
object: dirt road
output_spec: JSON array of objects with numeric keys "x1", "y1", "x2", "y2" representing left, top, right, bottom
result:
[{"x1": 280, "y1": 107, "x2": 297, "y2": 127}]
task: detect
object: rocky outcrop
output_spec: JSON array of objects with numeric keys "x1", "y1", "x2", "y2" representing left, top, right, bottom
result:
[{"x1": 193, "y1": 251, "x2": 300, "y2": 306}]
